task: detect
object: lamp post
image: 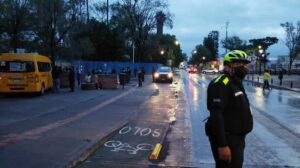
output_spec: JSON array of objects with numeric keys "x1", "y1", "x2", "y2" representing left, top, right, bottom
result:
[{"x1": 258, "y1": 45, "x2": 265, "y2": 75}]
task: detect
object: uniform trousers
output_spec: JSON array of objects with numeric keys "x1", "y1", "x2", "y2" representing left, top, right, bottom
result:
[{"x1": 209, "y1": 133, "x2": 246, "y2": 168}]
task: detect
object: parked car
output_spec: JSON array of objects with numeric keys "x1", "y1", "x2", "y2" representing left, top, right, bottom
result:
[
  {"x1": 186, "y1": 65, "x2": 198, "y2": 73},
  {"x1": 202, "y1": 68, "x2": 219, "y2": 74},
  {"x1": 153, "y1": 66, "x2": 173, "y2": 83}
]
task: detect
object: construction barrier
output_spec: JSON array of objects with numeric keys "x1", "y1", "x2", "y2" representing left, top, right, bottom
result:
[
  {"x1": 98, "y1": 74, "x2": 118, "y2": 89},
  {"x1": 60, "y1": 72, "x2": 70, "y2": 88}
]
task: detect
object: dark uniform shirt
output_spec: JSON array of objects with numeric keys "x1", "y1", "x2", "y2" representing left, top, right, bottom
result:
[{"x1": 206, "y1": 71, "x2": 253, "y2": 147}]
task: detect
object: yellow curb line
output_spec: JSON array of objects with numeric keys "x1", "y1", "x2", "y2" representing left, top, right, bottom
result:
[{"x1": 149, "y1": 143, "x2": 162, "y2": 160}]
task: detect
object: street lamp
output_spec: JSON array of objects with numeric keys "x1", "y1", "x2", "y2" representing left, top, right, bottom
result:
[
  {"x1": 257, "y1": 45, "x2": 265, "y2": 75},
  {"x1": 202, "y1": 56, "x2": 206, "y2": 68},
  {"x1": 160, "y1": 39, "x2": 179, "y2": 67}
]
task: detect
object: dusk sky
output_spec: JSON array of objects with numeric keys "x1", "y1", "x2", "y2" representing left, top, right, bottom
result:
[{"x1": 165, "y1": 0, "x2": 300, "y2": 58}]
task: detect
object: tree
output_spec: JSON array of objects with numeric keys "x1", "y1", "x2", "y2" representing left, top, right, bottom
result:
[
  {"x1": 92, "y1": 1, "x2": 109, "y2": 23},
  {"x1": 221, "y1": 36, "x2": 248, "y2": 51},
  {"x1": 145, "y1": 34, "x2": 183, "y2": 66},
  {"x1": 189, "y1": 44, "x2": 212, "y2": 65},
  {"x1": 0, "y1": 0, "x2": 34, "y2": 52},
  {"x1": 204, "y1": 31, "x2": 219, "y2": 60},
  {"x1": 86, "y1": 19, "x2": 125, "y2": 61},
  {"x1": 280, "y1": 22, "x2": 300, "y2": 74},
  {"x1": 30, "y1": 0, "x2": 82, "y2": 61},
  {"x1": 110, "y1": 0, "x2": 172, "y2": 62},
  {"x1": 249, "y1": 36, "x2": 278, "y2": 73}
]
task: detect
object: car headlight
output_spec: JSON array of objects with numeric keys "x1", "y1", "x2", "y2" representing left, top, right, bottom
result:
[
  {"x1": 168, "y1": 73, "x2": 173, "y2": 78},
  {"x1": 154, "y1": 72, "x2": 159, "y2": 78}
]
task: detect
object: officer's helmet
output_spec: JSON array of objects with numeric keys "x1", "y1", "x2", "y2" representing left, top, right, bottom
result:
[{"x1": 223, "y1": 50, "x2": 251, "y2": 64}]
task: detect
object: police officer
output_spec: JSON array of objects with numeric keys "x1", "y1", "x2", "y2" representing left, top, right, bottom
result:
[{"x1": 205, "y1": 50, "x2": 253, "y2": 168}]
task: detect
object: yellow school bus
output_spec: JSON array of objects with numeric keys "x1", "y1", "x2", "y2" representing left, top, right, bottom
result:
[{"x1": 0, "y1": 53, "x2": 53, "y2": 95}]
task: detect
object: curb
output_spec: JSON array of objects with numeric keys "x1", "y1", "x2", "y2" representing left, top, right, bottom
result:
[
  {"x1": 245, "y1": 80, "x2": 300, "y2": 93},
  {"x1": 149, "y1": 84, "x2": 179, "y2": 161},
  {"x1": 66, "y1": 81, "x2": 154, "y2": 167},
  {"x1": 65, "y1": 86, "x2": 140, "y2": 168},
  {"x1": 66, "y1": 120, "x2": 130, "y2": 168}
]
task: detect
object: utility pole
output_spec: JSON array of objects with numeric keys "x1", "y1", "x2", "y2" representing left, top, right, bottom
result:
[
  {"x1": 132, "y1": 43, "x2": 135, "y2": 63},
  {"x1": 86, "y1": 0, "x2": 89, "y2": 22},
  {"x1": 225, "y1": 21, "x2": 229, "y2": 53},
  {"x1": 107, "y1": 0, "x2": 109, "y2": 25}
]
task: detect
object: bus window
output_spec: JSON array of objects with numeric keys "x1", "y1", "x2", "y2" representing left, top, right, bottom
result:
[
  {"x1": 38, "y1": 62, "x2": 51, "y2": 72},
  {"x1": 0, "y1": 61, "x2": 35, "y2": 73}
]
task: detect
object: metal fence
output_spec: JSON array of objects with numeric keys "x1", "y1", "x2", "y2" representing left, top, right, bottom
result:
[{"x1": 71, "y1": 60, "x2": 163, "y2": 75}]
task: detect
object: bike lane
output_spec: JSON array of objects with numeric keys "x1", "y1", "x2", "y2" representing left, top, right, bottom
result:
[{"x1": 76, "y1": 80, "x2": 180, "y2": 167}]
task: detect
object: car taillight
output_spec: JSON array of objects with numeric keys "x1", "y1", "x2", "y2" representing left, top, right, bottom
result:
[
  {"x1": 34, "y1": 75, "x2": 39, "y2": 83},
  {"x1": 168, "y1": 73, "x2": 173, "y2": 78}
]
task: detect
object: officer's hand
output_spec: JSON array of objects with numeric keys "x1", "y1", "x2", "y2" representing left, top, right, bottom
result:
[{"x1": 218, "y1": 146, "x2": 232, "y2": 162}]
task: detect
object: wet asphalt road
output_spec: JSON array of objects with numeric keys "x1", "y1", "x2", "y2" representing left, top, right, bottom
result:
[
  {"x1": 1, "y1": 71, "x2": 300, "y2": 168},
  {"x1": 181, "y1": 70, "x2": 300, "y2": 167}
]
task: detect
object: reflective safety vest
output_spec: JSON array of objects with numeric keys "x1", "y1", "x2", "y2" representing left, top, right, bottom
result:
[{"x1": 263, "y1": 72, "x2": 271, "y2": 80}]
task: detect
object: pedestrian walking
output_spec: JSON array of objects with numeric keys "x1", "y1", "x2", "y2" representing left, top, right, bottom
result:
[
  {"x1": 52, "y1": 65, "x2": 61, "y2": 93},
  {"x1": 205, "y1": 50, "x2": 253, "y2": 168},
  {"x1": 278, "y1": 70, "x2": 283, "y2": 86},
  {"x1": 138, "y1": 69, "x2": 143, "y2": 87},
  {"x1": 141, "y1": 67, "x2": 145, "y2": 82},
  {"x1": 263, "y1": 69, "x2": 271, "y2": 90},
  {"x1": 152, "y1": 67, "x2": 157, "y2": 82},
  {"x1": 69, "y1": 67, "x2": 75, "y2": 92},
  {"x1": 134, "y1": 68, "x2": 137, "y2": 78},
  {"x1": 76, "y1": 68, "x2": 81, "y2": 87},
  {"x1": 111, "y1": 68, "x2": 116, "y2": 74},
  {"x1": 126, "y1": 67, "x2": 131, "y2": 83}
]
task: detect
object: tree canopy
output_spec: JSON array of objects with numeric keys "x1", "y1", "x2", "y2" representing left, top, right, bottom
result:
[
  {"x1": 221, "y1": 36, "x2": 249, "y2": 51},
  {"x1": 0, "y1": 0, "x2": 182, "y2": 64},
  {"x1": 203, "y1": 31, "x2": 219, "y2": 60}
]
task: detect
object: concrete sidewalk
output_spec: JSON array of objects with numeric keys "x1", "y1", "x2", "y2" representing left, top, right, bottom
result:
[{"x1": 246, "y1": 74, "x2": 300, "y2": 92}]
